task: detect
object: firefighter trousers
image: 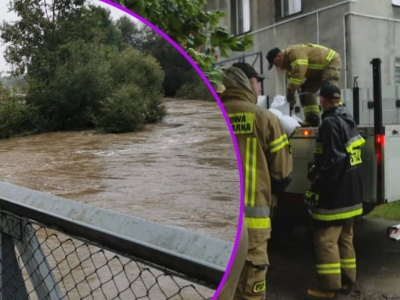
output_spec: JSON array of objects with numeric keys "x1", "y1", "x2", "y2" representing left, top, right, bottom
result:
[
  {"x1": 299, "y1": 54, "x2": 342, "y2": 125},
  {"x1": 217, "y1": 222, "x2": 249, "y2": 300},
  {"x1": 313, "y1": 223, "x2": 356, "y2": 291},
  {"x1": 234, "y1": 227, "x2": 271, "y2": 300}
]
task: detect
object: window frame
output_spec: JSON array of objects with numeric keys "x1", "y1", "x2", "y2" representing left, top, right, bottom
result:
[
  {"x1": 395, "y1": 64, "x2": 400, "y2": 84},
  {"x1": 231, "y1": 0, "x2": 251, "y2": 36},
  {"x1": 275, "y1": 0, "x2": 302, "y2": 20}
]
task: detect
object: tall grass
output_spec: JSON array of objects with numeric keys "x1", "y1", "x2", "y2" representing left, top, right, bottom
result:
[{"x1": 367, "y1": 200, "x2": 400, "y2": 221}]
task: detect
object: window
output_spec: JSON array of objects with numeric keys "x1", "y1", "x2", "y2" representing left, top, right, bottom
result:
[
  {"x1": 395, "y1": 65, "x2": 400, "y2": 84},
  {"x1": 275, "y1": 0, "x2": 302, "y2": 19},
  {"x1": 231, "y1": 0, "x2": 251, "y2": 35}
]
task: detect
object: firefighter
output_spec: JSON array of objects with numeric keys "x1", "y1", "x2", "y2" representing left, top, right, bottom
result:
[
  {"x1": 219, "y1": 62, "x2": 293, "y2": 300},
  {"x1": 304, "y1": 84, "x2": 365, "y2": 300},
  {"x1": 266, "y1": 44, "x2": 342, "y2": 127}
]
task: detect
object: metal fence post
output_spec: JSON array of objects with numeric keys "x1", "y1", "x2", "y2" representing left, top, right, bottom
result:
[{"x1": 0, "y1": 233, "x2": 28, "y2": 299}]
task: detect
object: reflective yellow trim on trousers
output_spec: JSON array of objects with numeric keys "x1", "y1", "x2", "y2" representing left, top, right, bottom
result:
[
  {"x1": 341, "y1": 258, "x2": 356, "y2": 269},
  {"x1": 245, "y1": 217, "x2": 271, "y2": 229},
  {"x1": 289, "y1": 77, "x2": 303, "y2": 85},
  {"x1": 245, "y1": 138, "x2": 257, "y2": 208},
  {"x1": 269, "y1": 134, "x2": 289, "y2": 153},
  {"x1": 312, "y1": 208, "x2": 363, "y2": 221},
  {"x1": 303, "y1": 105, "x2": 320, "y2": 114},
  {"x1": 316, "y1": 263, "x2": 341, "y2": 275}
]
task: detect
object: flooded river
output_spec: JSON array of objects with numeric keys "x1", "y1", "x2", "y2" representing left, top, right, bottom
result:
[{"x1": 0, "y1": 98, "x2": 240, "y2": 242}]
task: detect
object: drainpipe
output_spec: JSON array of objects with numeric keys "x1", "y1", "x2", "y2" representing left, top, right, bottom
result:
[{"x1": 316, "y1": 11, "x2": 320, "y2": 44}]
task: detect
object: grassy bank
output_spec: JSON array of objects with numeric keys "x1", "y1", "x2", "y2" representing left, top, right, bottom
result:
[{"x1": 367, "y1": 200, "x2": 400, "y2": 221}]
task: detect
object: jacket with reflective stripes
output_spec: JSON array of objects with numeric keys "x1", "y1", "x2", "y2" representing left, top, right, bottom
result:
[
  {"x1": 309, "y1": 105, "x2": 365, "y2": 226},
  {"x1": 221, "y1": 68, "x2": 293, "y2": 232},
  {"x1": 281, "y1": 43, "x2": 339, "y2": 94}
]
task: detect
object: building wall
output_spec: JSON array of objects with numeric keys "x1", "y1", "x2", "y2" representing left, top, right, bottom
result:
[{"x1": 208, "y1": 0, "x2": 400, "y2": 96}]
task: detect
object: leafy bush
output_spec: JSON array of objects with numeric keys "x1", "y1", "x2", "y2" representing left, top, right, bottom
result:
[
  {"x1": 0, "y1": 95, "x2": 44, "y2": 139},
  {"x1": 108, "y1": 48, "x2": 166, "y2": 123},
  {"x1": 175, "y1": 70, "x2": 215, "y2": 101},
  {"x1": 93, "y1": 84, "x2": 147, "y2": 133}
]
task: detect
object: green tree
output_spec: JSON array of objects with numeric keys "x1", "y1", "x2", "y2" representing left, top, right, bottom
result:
[
  {"x1": 111, "y1": 0, "x2": 253, "y2": 86},
  {"x1": 116, "y1": 16, "x2": 197, "y2": 97},
  {"x1": 94, "y1": 47, "x2": 165, "y2": 132},
  {"x1": 0, "y1": 0, "x2": 166, "y2": 136}
]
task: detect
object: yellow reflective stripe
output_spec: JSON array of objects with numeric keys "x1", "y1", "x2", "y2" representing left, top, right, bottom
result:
[
  {"x1": 269, "y1": 134, "x2": 289, "y2": 153},
  {"x1": 245, "y1": 217, "x2": 271, "y2": 229},
  {"x1": 303, "y1": 105, "x2": 320, "y2": 114},
  {"x1": 291, "y1": 59, "x2": 308, "y2": 68},
  {"x1": 317, "y1": 269, "x2": 341, "y2": 274},
  {"x1": 245, "y1": 138, "x2": 257, "y2": 207},
  {"x1": 341, "y1": 258, "x2": 356, "y2": 263},
  {"x1": 341, "y1": 258, "x2": 356, "y2": 269},
  {"x1": 325, "y1": 49, "x2": 336, "y2": 65},
  {"x1": 308, "y1": 63, "x2": 325, "y2": 70},
  {"x1": 316, "y1": 263, "x2": 341, "y2": 275},
  {"x1": 289, "y1": 77, "x2": 303, "y2": 85},
  {"x1": 345, "y1": 137, "x2": 366, "y2": 153},
  {"x1": 312, "y1": 208, "x2": 363, "y2": 221}
]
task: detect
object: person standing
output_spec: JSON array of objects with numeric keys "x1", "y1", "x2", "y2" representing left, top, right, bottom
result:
[
  {"x1": 219, "y1": 62, "x2": 293, "y2": 300},
  {"x1": 304, "y1": 84, "x2": 365, "y2": 300},
  {"x1": 266, "y1": 44, "x2": 342, "y2": 127}
]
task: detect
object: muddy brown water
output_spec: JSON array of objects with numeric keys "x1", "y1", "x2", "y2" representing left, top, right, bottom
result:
[
  {"x1": 0, "y1": 98, "x2": 240, "y2": 241},
  {"x1": 0, "y1": 98, "x2": 240, "y2": 299}
]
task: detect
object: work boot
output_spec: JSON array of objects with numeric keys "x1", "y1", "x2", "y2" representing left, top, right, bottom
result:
[
  {"x1": 305, "y1": 289, "x2": 337, "y2": 300},
  {"x1": 338, "y1": 283, "x2": 353, "y2": 295}
]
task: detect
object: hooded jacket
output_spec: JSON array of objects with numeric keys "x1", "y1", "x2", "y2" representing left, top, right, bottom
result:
[
  {"x1": 221, "y1": 66, "x2": 293, "y2": 236},
  {"x1": 308, "y1": 105, "x2": 365, "y2": 226}
]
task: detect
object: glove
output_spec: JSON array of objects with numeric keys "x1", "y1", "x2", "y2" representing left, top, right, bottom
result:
[
  {"x1": 304, "y1": 190, "x2": 319, "y2": 208},
  {"x1": 286, "y1": 93, "x2": 297, "y2": 110},
  {"x1": 307, "y1": 164, "x2": 317, "y2": 182}
]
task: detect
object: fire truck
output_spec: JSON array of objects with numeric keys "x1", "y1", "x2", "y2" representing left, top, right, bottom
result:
[
  {"x1": 217, "y1": 55, "x2": 400, "y2": 223},
  {"x1": 282, "y1": 58, "x2": 400, "y2": 213}
]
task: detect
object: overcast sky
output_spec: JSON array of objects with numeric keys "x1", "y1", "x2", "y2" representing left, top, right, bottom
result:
[{"x1": 0, "y1": 0, "x2": 138, "y2": 74}]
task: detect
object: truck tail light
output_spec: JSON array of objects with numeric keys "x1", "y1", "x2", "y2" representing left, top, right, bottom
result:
[
  {"x1": 301, "y1": 129, "x2": 311, "y2": 137},
  {"x1": 375, "y1": 134, "x2": 385, "y2": 203}
]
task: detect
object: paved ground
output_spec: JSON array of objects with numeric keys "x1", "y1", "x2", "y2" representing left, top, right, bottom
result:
[{"x1": 266, "y1": 216, "x2": 400, "y2": 300}]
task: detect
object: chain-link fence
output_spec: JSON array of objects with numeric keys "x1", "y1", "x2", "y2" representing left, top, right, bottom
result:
[{"x1": 0, "y1": 183, "x2": 233, "y2": 300}]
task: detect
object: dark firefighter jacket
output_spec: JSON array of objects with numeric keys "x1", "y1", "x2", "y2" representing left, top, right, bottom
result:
[
  {"x1": 307, "y1": 105, "x2": 365, "y2": 226},
  {"x1": 281, "y1": 43, "x2": 339, "y2": 95},
  {"x1": 221, "y1": 66, "x2": 293, "y2": 239}
]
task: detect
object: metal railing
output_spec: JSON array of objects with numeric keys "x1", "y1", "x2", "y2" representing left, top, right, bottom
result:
[
  {"x1": 0, "y1": 182, "x2": 233, "y2": 299},
  {"x1": 214, "y1": 51, "x2": 265, "y2": 95}
]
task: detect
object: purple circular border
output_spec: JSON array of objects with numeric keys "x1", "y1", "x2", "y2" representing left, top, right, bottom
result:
[{"x1": 100, "y1": 0, "x2": 245, "y2": 298}]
